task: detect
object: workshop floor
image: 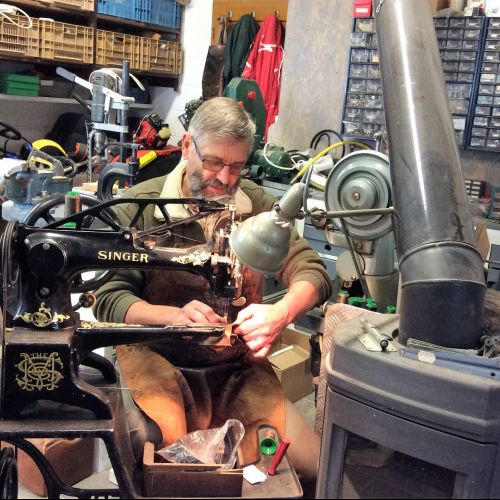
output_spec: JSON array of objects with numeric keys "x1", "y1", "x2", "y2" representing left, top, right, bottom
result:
[{"x1": 17, "y1": 391, "x2": 317, "y2": 499}]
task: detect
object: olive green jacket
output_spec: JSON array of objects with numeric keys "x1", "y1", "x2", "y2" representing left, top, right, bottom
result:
[{"x1": 93, "y1": 164, "x2": 332, "y2": 322}]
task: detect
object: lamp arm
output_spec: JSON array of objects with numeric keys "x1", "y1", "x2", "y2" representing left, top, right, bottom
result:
[{"x1": 306, "y1": 207, "x2": 395, "y2": 220}]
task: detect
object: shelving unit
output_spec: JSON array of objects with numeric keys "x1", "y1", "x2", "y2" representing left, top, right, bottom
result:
[
  {"x1": 342, "y1": 17, "x2": 385, "y2": 140},
  {"x1": 0, "y1": 0, "x2": 183, "y2": 87},
  {"x1": 435, "y1": 15, "x2": 484, "y2": 147},
  {"x1": 469, "y1": 17, "x2": 500, "y2": 151},
  {"x1": 0, "y1": 93, "x2": 152, "y2": 108},
  {"x1": 341, "y1": 15, "x2": 500, "y2": 153}
]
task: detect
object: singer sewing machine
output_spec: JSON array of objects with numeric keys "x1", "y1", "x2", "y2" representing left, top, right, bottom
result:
[{"x1": 0, "y1": 195, "x2": 300, "y2": 498}]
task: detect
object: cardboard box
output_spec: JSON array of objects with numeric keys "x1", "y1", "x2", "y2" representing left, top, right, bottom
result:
[
  {"x1": 142, "y1": 442, "x2": 243, "y2": 497},
  {"x1": 279, "y1": 326, "x2": 312, "y2": 354},
  {"x1": 476, "y1": 222, "x2": 491, "y2": 261},
  {"x1": 428, "y1": 0, "x2": 450, "y2": 12},
  {"x1": 16, "y1": 438, "x2": 95, "y2": 497},
  {"x1": 268, "y1": 344, "x2": 313, "y2": 403}
]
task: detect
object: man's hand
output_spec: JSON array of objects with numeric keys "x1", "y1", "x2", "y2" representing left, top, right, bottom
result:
[
  {"x1": 171, "y1": 300, "x2": 225, "y2": 324},
  {"x1": 233, "y1": 302, "x2": 289, "y2": 359},
  {"x1": 125, "y1": 299, "x2": 225, "y2": 325}
]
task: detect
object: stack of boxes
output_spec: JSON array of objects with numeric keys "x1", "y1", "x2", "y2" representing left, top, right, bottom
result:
[{"x1": 0, "y1": 73, "x2": 39, "y2": 96}]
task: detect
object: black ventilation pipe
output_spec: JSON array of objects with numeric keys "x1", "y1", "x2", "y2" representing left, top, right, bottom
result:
[{"x1": 374, "y1": 0, "x2": 486, "y2": 348}]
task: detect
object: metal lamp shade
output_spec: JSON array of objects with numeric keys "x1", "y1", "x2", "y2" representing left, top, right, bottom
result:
[{"x1": 229, "y1": 211, "x2": 291, "y2": 273}]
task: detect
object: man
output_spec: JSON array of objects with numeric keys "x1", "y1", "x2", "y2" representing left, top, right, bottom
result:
[{"x1": 94, "y1": 97, "x2": 332, "y2": 480}]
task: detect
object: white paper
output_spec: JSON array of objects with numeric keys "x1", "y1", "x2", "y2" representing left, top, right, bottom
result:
[{"x1": 243, "y1": 465, "x2": 267, "y2": 485}]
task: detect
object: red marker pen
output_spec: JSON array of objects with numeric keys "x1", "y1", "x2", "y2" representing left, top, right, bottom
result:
[{"x1": 267, "y1": 438, "x2": 291, "y2": 476}]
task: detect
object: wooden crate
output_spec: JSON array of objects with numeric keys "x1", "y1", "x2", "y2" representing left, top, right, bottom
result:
[
  {"x1": 39, "y1": 20, "x2": 94, "y2": 63},
  {"x1": 142, "y1": 441, "x2": 243, "y2": 497},
  {"x1": 0, "y1": 15, "x2": 39, "y2": 58},
  {"x1": 145, "y1": 38, "x2": 182, "y2": 74},
  {"x1": 96, "y1": 30, "x2": 146, "y2": 70},
  {"x1": 52, "y1": 0, "x2": 94, "y2": 11}
]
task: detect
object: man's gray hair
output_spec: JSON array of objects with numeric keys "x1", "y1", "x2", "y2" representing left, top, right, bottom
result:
[{"x1": 188, "y1": 97, "x2": 256, "y2": 150}]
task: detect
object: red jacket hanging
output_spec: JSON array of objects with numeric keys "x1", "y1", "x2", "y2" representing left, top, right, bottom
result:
[{"x1": 242, "y1": 14, "x2": 284, "y2": 139}]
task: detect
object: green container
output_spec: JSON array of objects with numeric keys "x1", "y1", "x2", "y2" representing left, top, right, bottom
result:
[
  {"x1": 0, "y1": 84, "x2": 39, "y2": 96},
  {"x1": 0, "y1": 73, "x2": 40, "y2": 86},
  {"x1": 0, "y1": 73, "x2": 40, "y2": 96}
]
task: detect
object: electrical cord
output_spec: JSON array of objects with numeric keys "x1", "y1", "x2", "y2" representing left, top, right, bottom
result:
[
  {"x1": 0, "y1": 3, "x2": 32, "y2": 28},
  {"x1": 288, "y1": 151, "x2": 310, "y2": 162},
  {"x1": 310, "y1": 129, "x2": 345, "y2": 155},
  {"x1": 262, "y1": 142, "x2": 297, "y2": 171},
  {"x1": 290, "y1": 140, "x2": 370, "y2": 185}
]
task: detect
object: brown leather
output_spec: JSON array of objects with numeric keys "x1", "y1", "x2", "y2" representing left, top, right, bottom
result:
[
  {"x1": 144, "y1": 265, "x2": 263, "y2": 321},
  {"x1": 118, "y1": 219, "x2": 286, "y2": 464},
  {"x1": 202, "y1": 45, "x2": 226, "y2": 99},
  {"x1": 14, "y1": 438, "x2": 94, "y2": 496},
  {"x1": 202, "y1": 17, "x2": 227, "y2": 99},
  {"x1": 117, "y1": 344, "x2": 284, "y2": 465}
]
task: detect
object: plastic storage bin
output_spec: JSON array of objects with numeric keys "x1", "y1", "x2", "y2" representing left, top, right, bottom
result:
[
  {"x1": 150, "y1": 0, "x2": 181, "y2": 28},
  {"x1": 39, "y1": 20, "x2": 94, "y2": 64},
  {"x1": 0, "y1": 15, "x2": 39, "y2": 58},
  {"x1": 97, "y1": 0, "x2": 132, "y2": 20}
]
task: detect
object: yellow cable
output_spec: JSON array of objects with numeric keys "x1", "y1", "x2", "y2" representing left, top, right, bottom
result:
[{"x1": 291, "y1": 140, "x2": 370, "y2": 184}]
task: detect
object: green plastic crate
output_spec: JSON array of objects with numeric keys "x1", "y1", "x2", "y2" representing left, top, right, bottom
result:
[
  {"x1": 0, "y1": 83, "x2": 40, "y2": 96},
  {"x1": 0, "y1": 73, "x2": 40, "y2": 86}
]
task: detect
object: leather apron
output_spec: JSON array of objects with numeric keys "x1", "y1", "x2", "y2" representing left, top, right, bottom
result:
[{"x1": 116, "y1": 266, "x2": 285, "y2": 465}]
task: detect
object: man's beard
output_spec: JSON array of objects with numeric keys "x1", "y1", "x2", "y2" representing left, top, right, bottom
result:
[{"x1": 189, "y1": 170, "x2": 239, "y2": 198}]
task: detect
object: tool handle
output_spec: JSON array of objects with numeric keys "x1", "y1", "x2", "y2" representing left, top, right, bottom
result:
[{"x1": 267, "y1": 438, "x2": 291, "y2": 476}]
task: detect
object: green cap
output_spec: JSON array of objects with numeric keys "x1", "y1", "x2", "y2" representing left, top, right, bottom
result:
[
  {"x1": 259, "y1": 436, "x2": 278, "y2": 455},
  {"x1": 386, "y1": 305, "x2": 396, "y2": 314},
  {"x1": 348, "y1": 297, "x2": 367, "y2": 307}
]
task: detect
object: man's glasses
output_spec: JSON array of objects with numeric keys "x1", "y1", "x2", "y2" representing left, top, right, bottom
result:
[{"x1": 192, "y1": 138, "x2": 249, "y2": 176}]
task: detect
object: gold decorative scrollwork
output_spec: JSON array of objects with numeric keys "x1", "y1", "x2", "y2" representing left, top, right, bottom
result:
[
  {"x1": 79, "y1": 321, "x2": 129, "y2": 328},
  {"x1": 19, "y1": 302, "x2": 70, "y2": 328},
  {"x1": 15, "y1": 352, "x2": 64, "y2": 391}
]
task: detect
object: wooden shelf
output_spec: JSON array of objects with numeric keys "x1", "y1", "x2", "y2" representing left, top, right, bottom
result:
[
  {"x1": 7, "y1": 0, "x2": 181, "y2": 35},
  {"x1": 5, "y1": 0, "x2": 93, "y2": 19},
  {"x1": 0, "y1": 56, "x2": 180, "y2": 88},
  {"x1": 1, "y1": 0, "x2": 182, "y2": 86},
  {"x1": 0, "y1": 94, "x2": 153, "y2": 109},
  {"x1": 96, "y1": 13, "x2": 180, "y2": 37}
]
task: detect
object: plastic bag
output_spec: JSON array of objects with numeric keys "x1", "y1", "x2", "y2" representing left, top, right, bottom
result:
[{"x1": 156, "y1": 419, "x2": 245, "y2": 470}]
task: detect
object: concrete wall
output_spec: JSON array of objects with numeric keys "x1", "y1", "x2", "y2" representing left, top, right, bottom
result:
[{"x1": 269, "y1": 0, "x2": 353, "y2": 150}]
